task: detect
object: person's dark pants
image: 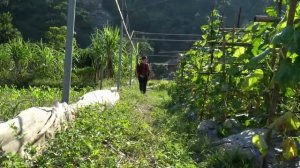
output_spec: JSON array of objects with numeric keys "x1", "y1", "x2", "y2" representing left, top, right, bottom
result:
[{"x1": 138, "y1": 76, "x2": 148, "y2": 94}]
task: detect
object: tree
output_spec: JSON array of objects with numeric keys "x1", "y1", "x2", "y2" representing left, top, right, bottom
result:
[
  {"x1": 45, "y1": 26, "x2": 67, "y2": 51},
  {"x1": 101, "y1": 26, "x2": 120, "y2": 78},
  {"x1": 90, "y1": 26, "x2": 120, "y2": 87},
  {"x1": 0, "y1": 12, "x2": 21, "y2": 44}
]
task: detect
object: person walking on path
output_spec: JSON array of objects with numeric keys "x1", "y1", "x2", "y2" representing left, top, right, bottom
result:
[{"x1": 136, "y1": 56, "x2": 150, "y2": 94}]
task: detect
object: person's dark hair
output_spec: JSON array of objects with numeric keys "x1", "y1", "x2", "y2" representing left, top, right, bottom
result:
[{"x1": 141, "y1": 56, "x2": 147, "y2": 60}]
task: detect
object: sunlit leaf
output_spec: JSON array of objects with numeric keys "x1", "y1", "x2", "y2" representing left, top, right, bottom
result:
[
  {"x1": 286, "y1": 52, "x2": 299, "y2": 63},
  {"x1": 284, "y1": 87, "x2": 296, "y2": 97},
  {"x1": 245, "y1": 120, "x2": 251, "y2": 127},
  {"x1": 283, "y1": 138, "x2": 298, "y2": 160},
  {"x1": 289, "y1": 116, "x2": 300, "y2": 130},
  {"x1": 233, "y1": 47, "x2": 246, "y2": 57},
  {"x1": 266, "y1": 6, "x2": 277, "y2": 17},
  {"x1": 252, "y1": 134, "x2": 268, "y2": 157},
  {"x1": 251, "y1": 38, "x2": 262, "y2": 56},
  {"x1": 242, "y1": 69, "x2": 264, "y2": 90}
]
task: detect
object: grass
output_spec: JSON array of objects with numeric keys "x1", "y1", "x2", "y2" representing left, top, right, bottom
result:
[
  {"x1": 27, "y1": 83, "x2": 198, "y2": 167},
  {"x1": 0, "y1": 86, "x2": 92, "y2": 121},
  {"x1": 0, "y1": 81, "x2": 256, "y2": 167}
]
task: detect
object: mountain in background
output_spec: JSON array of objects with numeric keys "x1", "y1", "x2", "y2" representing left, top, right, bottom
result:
[{"x1": 1, "y1": 0, "x2": 274, "y2": 53}]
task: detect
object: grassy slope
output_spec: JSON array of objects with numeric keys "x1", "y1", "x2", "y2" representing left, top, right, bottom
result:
[{"x1": 4, "y1": 82, "x2": 198, "y2": 167}]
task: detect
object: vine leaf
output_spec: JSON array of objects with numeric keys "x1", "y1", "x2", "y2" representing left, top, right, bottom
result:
[
  {"x1": 248, "y1": 48, "x2": 272, "y2": 68},
  {"x1": 283, "y1": 137, "x2": 298, "y2": 160},
  {"x1": 252, "y1": 134, "x2": 268, "y2": 157},
  {"x1": 272, "y1": 26, "x2": 294, "y2": 45},
  {"x1": 242, "y1": 69, "x2": 264, "y2": 90}
]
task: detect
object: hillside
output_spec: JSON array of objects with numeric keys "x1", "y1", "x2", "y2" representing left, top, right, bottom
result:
[{"x1": 0, "y1": 0, "x2": 272, "y2": 49}]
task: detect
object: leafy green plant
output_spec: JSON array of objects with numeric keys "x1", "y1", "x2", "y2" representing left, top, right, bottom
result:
[
  {"x1": 0, "y1": 12, "x2": 21, "y2": 44},
  {"x1": 0, "y1": 86, "x2": 91, "y2": 121}
]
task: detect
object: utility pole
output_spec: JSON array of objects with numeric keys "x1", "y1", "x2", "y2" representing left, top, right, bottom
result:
[
  {"x1": 117, "y1": 0, "x2": 124, "y2": 91},
  {"x1": 126, "y1": 10, "x2": 133, "y2": 87},
  {"x1": 62, "y1": 0, "x2": 76, "y2": 103},
  {"x1": 129, "y1": 46, "x2": 133, "y2": 86}
]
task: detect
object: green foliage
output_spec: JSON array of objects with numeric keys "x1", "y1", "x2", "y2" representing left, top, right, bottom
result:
[
  {"x1": 1, "y1": 0, "x2": 92, "y2": 46},
  {"x1": 0, "y1": 82, "x2": 259, "y2": 167},
  {"x1": 0, "y1": 83, "x2": 199, "y2": 167},
  {"x1": 0, "y1": 12, "x2": 21, "y2": 44},
  {"x1": 0, "y1": 39, "x2": 65, "y2": 86},
  {"x1": 200, "y1": 149, "x2": 256, "y2": 168},
  {"x1": 0, "y1": 86, "x2": 90, "y2": 121},
  {"x1": 151, "y1": 64, "x2": 168, "y2": 79},
  {"x1": 171, "y1": 2, "x2": 300, "y2": 120},
  {"x1": 89, "y1": 26, "x2": 120, "y2": 84},
  {"x1": 252, "y1": 135, "x2": 268, "y2": 157},
  {"x1": 171, "y1": 2, "x2": 300, "y2": 164},
  {"x1": 45, "y1": 26, "x2": 67, "y2": 51}
]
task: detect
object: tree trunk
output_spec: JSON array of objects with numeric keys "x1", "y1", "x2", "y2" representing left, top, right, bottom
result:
[
  {"x1": 107, "y1": 55, "x2": 114, "y2": 78},
  {"x1": 99, "y1": 66, "x2": 105, "y2": 89}
]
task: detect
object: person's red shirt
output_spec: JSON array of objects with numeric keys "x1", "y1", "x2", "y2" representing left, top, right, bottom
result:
[{"x1": 136, "y1": 63, "x2": 150, "y2": 77}]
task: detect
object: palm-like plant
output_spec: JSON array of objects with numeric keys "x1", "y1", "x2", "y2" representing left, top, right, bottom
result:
[
  {"x1": 102, "y1": 26, "x2": 120, "y2": 78},
  {"x1": 90, "y1": 26, "x2": 119, "y2": 87}
]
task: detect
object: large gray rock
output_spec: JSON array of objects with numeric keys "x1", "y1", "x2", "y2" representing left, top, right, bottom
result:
[
  {"x1": 223, "y1": 118, "x2": 241, "y2": 135},
  {"x1": 215, "y1": 129, "x2": 300, "y2": 168},
  {"x1": 214, "y1": 129, "x2": 266, "y2": 167}
]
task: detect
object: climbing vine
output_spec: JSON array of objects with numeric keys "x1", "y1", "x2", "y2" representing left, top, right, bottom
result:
[{"x1": 171, "y1": 0, "x2": 300, "y2": 163}]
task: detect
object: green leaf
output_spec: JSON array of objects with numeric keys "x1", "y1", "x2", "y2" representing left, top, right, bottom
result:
[
  {"x1": 251, "y1": 38, "x2": 262, "y2": 56},
  {"x1": 284, "y1": 87, "x2": 296, "y2": 97},
  {"x1": 245, "y1": 120, "x2": 251, "y2": 127},
  {"x1": 275, "y1": 59, "x2": 293, "y2": 87},
  {"x1": 272, "y1": 27, "x2": 294, "y2": 45},
  {"x1": 242, "y1": 69, "x2": 264, "y2": 90},
  {"x1": 248, "y1": 49, "x2": 272, "y2": 68},
  {"x1": 283, "y1": 138, "x2": 298, "y2": 160},
  {"x1": 201, "y1": 25, "x2": 210, "y2": 32},
  {"x1": 233, "y1": 47, "x2": 246, "y2": 57},
  {"x1": 252, "y1": 134, "x2": 268, "y2": 157},
  {"x1": 286, "y1": 52, "x2": 299, "y2": 63},
  {"x1": 289, "y1": 116, "x2": 300, "y2": 130},
  {"x1": 266, "y1": 6, "x2": 277, "y2": 17}
]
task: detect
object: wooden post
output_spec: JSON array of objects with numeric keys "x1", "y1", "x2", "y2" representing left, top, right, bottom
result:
[
  {"x1": 254, "y1": 15, "x2": 280, "y2": 22},
  {"x1": 236, "y1": 7, "x2": 242, "y2": 28}
]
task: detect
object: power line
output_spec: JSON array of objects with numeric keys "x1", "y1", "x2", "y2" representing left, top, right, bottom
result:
[
  {"x1": 124, "y1": 0, "x2": 131, "y2": 32},
  {"x1": 132, "y1": 37, "x2": 199, "y2": 42},
  {"x1": 129, "y1": 0, "x2": 170, "y2": 12},
  {"x1": 133, "y1": 31, "x2": 202, "y2": 37},
  {"x1": 159, "y1": 51, "x2": 187, "y2": 54},
  {"x1": 148, "y1": 55, "x2": 180, "y2": 57},
  {"x1": 150, "y1": 63, "x2": 178, "y2": 66},
  {"x1": 115, "y1": 0, "x2": 135, "y2": 49}
]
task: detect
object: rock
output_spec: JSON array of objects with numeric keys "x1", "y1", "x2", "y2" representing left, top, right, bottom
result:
[
  {"x1": 215, "y1": 129, "x2": 267, "y2": 167},
  {"x1": 198, "y1": 120, "x2": 219, "y2": 140},
  {"x1": 214, "y1": 129, "x2": 300, "y2": 168},
  {"x1": 223, "y1": 118, "x2": 241, "y2": 135}
]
